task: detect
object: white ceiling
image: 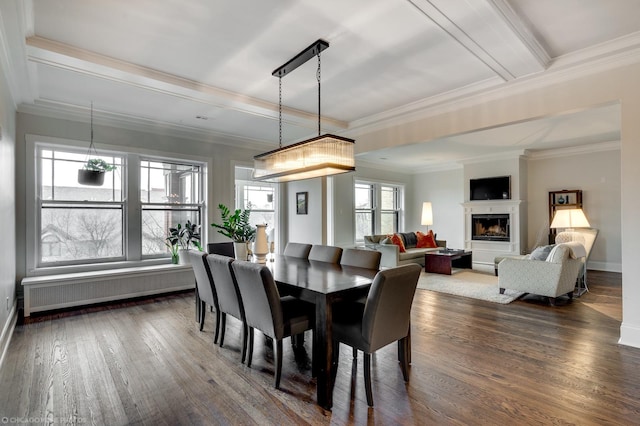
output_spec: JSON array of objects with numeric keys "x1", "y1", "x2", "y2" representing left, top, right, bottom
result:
[{"x1": 2, "y1": 0, "x2": 638, "y2": 171}]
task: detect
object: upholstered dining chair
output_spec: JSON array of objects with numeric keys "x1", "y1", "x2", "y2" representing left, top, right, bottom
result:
[
  {"x1": 231, "y1": 260, "x2": 315, "y2": 390},
  {"x1": 206, "y1": 254, "x2": 248, "y2": 362},
  {"x1": 340, "y1": 248, "x2": 381, "y2": 270},
  {"x1": 283, "y1": 242, "x2": 312, "y2": 259},
  {"x1": 331, "y1": 263, "x2": 422, "y2": 407},
  {"x1": 187, "y1": 250, "x2": 220, "y2": 343},
  {"x1": 308, "y1": 245, "x2": 343, "y2": 263}
]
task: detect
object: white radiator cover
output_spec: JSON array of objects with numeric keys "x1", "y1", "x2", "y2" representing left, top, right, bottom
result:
[{"x1": 22, "y1": 264, "x2": 195, "y2": 316}]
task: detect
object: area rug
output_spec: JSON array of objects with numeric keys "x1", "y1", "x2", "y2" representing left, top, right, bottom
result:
[{"x1": 417, "y1": 270, "x2": 524, "y2": 304}]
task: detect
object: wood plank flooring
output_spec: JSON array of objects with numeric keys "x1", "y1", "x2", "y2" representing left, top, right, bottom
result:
[{"x1": 1, "y1": 270, "x2": 638, "y2": 425}]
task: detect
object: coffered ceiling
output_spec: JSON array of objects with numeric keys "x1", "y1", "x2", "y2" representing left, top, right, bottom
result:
[{"x1": 1, "y1": 0, "x2": 638, "y2": 171}]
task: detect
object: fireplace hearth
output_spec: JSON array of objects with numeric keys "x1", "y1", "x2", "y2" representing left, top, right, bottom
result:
[{"x1": 472, "y1": 214, "x2": 510, "y2": 242}]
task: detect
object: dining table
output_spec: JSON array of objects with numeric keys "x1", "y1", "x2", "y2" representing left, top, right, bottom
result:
[{"x1": 266, "y1": 254, "x2": 379, "y2": 409}]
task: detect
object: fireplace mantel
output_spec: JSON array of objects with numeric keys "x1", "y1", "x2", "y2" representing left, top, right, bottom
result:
[{"x1": 462, "y1": 200, "x2": 525, "y2": 266}]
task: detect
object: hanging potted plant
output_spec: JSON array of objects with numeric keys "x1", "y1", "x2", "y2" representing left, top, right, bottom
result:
[
  {"x1": 211, "y1": 204, "x2": 256, "y2": 260},
  {"x1": 166, "y1": 220, "x2": 202, "y2": 264},
  {"x1": 77, "y1": 102, "x2": 117, "y2": 186},
  {"x1": 78, "y1": 158, "x2": 116, "y2": 186}
]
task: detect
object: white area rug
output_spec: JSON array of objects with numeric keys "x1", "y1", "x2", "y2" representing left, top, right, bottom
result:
[{"x1": 417, "y1": 270, "x2": 524, "y2": 304}]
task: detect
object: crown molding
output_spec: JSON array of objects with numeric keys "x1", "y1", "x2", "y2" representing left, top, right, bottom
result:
[
  {"x1": 525, "y1": 140, "x2": 620, "y2": 161},
  {"x1": 17, "y1": 100, "x2": 273, "y2": 152},
  {"x1": 346, "y1": 32, "x2": 640, "y2": 137}
]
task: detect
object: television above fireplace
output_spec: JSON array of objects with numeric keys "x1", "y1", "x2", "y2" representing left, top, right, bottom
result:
[{"x1": 470, "y1": 176, "x2": 511, "y2": 201}]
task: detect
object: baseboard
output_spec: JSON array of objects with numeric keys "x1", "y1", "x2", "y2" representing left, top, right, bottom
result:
[
  {"x1": 0, "y1": 300, "x2": 18, "y2": 370},
  {"x1": 588, "y1": 261, "x2": 622, "y2": 273},
  {"x1": 619, "y1": 322, "x2": 640, "y2": 348}
]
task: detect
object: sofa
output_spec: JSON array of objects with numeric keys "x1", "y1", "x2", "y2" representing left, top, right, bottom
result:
[
  {"x1": 497, "y1": 241, "x2": 586, "y2": 305},
  {"x1": 364, "y1": 232, "x2": 446, "y2": 268}
]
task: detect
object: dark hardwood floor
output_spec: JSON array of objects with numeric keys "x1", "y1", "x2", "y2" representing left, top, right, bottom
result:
[{"x1": 1, "y1": 270, "x2": 638, "y2": 425}]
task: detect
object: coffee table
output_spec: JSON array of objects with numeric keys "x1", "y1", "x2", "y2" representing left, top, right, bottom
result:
[{"x1": 425, "y1": 250, "x2": 473, "y2": 275}]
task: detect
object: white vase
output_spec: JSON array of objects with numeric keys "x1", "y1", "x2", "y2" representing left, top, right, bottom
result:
[
  {"x1": 178, "y1": 248, "x2": 189, "y2": 265},
  {"x1": 233, "y1": 242, "x2": 248, "y2": 261},
  {"x1": 253, "y1": 224, "x2": 269, "y2": 263}
]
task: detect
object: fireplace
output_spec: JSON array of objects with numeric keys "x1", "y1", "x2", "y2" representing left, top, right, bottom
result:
[{"x1": 472, "y1": 214, "x2": 510, "y2": 242}]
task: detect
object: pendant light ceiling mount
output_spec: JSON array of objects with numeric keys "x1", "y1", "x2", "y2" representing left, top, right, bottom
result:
[{"x1": 254, "y1": 39, "x2": 355, "y2": 183}]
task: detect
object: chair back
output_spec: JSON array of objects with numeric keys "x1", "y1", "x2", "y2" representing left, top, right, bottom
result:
[
  {"x1": 206, "y1": 254, "x2": 243, "y2": 320},
  {"x1": 308, "y1": 245, "x2": 343, "y2": 263},
  {"x1": 362, "y1": 264, "x2": 422, "y2": 351},
  {"x1": 187, "y1": 250, "x2": 216, "y2": 307},
  {"x1": 231, "y1": 260, "x2": 283, "y2": 339},
  {"x1": 283, "y1": 242, "x2": 312, "y2": 259},
  {"x1": 340, "y1": 248, "x2": 381, "y2": 270},
  {"x1": 207, "y1": 242, "x2": 235, "y2": 258}
]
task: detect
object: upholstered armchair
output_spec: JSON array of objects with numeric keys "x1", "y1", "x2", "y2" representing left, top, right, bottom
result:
[
  {"x1": 555, "y1": 228, "x2": 598, "y2": 292},
  {"x1": 498, "y1": 242, "x2": 586, "y2": 305}
]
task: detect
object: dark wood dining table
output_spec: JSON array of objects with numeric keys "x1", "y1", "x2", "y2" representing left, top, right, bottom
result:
[{"x1": 266, "y1": 255, "x2": 378, "y2": 409}]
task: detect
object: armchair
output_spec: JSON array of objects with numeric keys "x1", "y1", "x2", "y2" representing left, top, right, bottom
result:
[{"x1": 498, "y1": 242, "x2": 586, "y2": 305}]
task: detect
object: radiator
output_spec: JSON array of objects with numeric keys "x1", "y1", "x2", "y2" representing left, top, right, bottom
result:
[{"x1": 21, "y1": 264, "x2": 195, "y2": 316}]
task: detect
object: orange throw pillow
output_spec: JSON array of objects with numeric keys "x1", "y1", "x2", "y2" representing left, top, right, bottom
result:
[
  {"x1": 416, "y1": 230, "x2": 438, "y2": 248},
  {"x1": 389, "y1": 233, "x2": 406, "y2": 253}
]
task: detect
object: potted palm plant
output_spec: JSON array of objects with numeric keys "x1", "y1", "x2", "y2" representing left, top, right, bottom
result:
[
  {"x1": 211, "y1": 204, "x2": 256, "y2": 260},
  {"x1": 166, "y1": 220, "x2": 202, "y2": 264},
  {"x1": 78, "y1": 158, "x2": 117, "y2": 186}
]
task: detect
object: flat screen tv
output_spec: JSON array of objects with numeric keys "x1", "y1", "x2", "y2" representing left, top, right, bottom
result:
[{"x1": 470, "y1": 176, "x2": 511, "y2": 201}]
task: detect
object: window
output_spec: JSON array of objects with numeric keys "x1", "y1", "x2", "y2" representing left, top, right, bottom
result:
[
  {"x1": 354, "y1": 181, "x2": 404, "y2": 242},
  {"x1": 35, "y1": 142, "x2": 205, "y2": 268},
  {"x1": 355, "y1": 183, "x2": 375, "y2": 242},
  {"x1": 235, "y1": 166, "x2": 277, "y2": 243},
  {"x1": 39, "y1": 148, "x2": 124, "y2": 265},
  {"x1": 140, "y1": 160, "x2": 204, "y2": 257}
]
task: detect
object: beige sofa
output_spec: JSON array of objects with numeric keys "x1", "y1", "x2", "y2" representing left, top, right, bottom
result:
[{"x1": 364, "y1": 232, "x2": 445, "y2": 268}]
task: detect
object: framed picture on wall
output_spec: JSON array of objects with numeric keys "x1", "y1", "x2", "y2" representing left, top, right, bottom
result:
[{"x1": 296, "y1": 192, "x2": 308, "y2": 215}]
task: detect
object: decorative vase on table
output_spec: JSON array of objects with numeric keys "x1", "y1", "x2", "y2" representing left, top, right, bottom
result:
[
  {"x1": 233, "y1": 242, "x2": 248, "y2": 261},
  {"x1": 253, "y1": 224, "x2": 269, "y2": 264}
]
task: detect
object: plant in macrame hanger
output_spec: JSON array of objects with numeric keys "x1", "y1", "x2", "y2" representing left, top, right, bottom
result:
[{"x1": 77, "y1": 102, "x2": 117, "y2": 186}]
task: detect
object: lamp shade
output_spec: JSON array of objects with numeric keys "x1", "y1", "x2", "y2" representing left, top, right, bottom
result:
[
  {"x1": 550, "y1": 208, "x2": 590, "y2": 229},
  {"x1": 421, "y1": 202, "x2": 433, "y2": 226}
]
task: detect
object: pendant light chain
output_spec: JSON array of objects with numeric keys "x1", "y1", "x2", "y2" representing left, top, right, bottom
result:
[
  {"x1": 278, "y1": 76, "x2": 283, "y2": 148},
  {"x1": 85, "y1": 102, "x2": 98, "y2": 160},
  {"x1": 317, "y1": 51, "x2": 321, "y2": 136}
]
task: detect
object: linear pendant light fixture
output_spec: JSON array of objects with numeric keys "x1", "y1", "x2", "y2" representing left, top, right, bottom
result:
[{"x1": 253, "y1": 39, "x2": 355, "y2": 182}]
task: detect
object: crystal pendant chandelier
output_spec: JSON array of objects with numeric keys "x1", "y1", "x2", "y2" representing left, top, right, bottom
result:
[{"x1": 253, "y1": 39, "x2": 355, "y2": 182}]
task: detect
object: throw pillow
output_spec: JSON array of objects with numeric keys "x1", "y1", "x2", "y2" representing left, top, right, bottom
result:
[
  {"x1": 416, "y1": 230, "x2": 438, "y2": 248},
  {"x1": 529, "y1": 244, "x2": 555, "y2": 261},
  {"x1": 389, "y1": 233, "x2": 406, "y2": 253},
  {"x1": 401, "y1": 232, "x2": 417, "y2": 248}
]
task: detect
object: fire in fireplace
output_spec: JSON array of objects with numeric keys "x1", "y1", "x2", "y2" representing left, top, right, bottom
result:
[{"x1": 472, "y1": 214, "x2": 510, "y2": 242}]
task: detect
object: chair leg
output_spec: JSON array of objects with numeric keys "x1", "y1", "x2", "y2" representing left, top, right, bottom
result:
[
  {"x1": 213, "y1": 309, "x2": 221, "y2": 344},
  {"x1": 219, "y1": 313, "x2": 227, "y2": 347},
  {"x1": 352, "y1": 347, "x2": 357, "y2": 359},
  {"x1": 274, "y1": 339, "x2": 283, "y2": 390},
  {"x1": 549, "y1": 297, "x2": 557, "y2": 306},
  {"x1": 398, "y1": 325, "x2": 412, "y2": 364},
  {"x1": 399, "y1": 337, "x2": 410, "y2": 381},
  {"x1": 246, "y1": 328, "x2": 254, "y2": 367},
  {"x1": 331, "y1": 340, "x2": 340, "y2": 381},
  {"x1": 364, "y1": 353, "x2": 374, "y2": 407},
  {"x1": 499, "y1": 288, "x2": 505, "y2": 295},
  {"x1": 241, "y1": 322, "x2": 248, "y2": 363},
  {"x1": 199, "y1": 300, "x2": 206, "y2": 331}
]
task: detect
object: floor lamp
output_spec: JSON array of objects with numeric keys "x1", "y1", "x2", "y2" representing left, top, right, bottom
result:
[
  {"x1": 550, "y1": 208, "x2": 590, "y2": 296},
  {"x1": 421, "y1": 202, "x2": 433, "y2": 232}
]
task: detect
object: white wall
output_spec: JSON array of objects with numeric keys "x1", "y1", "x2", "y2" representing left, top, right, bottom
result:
[
  {"x1": 15, "y1": 113, "x2": 263, "y2": 281},
  {"x1": 0, "y1": 42, "x2": 17, "y2": 358},
  {"x1": 410, "y1": 168, "x2": 465, "y2": 248},
  {"x1": 286, "y1": 178, "x2": 325, "y2": 245},
  {"x1": 527, "y1": 148, "x2": 621, "y2": 271}
]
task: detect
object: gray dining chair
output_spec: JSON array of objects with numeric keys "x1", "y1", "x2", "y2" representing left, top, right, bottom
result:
[
  {"x1": 187, "y1": 250, "x2": 220, "y2": 343},
  {"x1": 231, "y1": 259, "x2": 315, "y2": 389},
  {"x1": 308, "y1": 245, "x2": 343, "y2": 263},
  {"x1": 331, "y1": 263, "x2": 422, "y2": 406},
  {"x1": 207, "y1": 242, "x2": 235, "y2": 258},
  {"x1": 340, "y1": 248, "x2": 381, "y2": 270},
  {"x1": 283, "y1": 242, "x2": 312, "y2": 259},
  {"x1": 206, "y1": 254, "x2": 248, "y2": 362}
]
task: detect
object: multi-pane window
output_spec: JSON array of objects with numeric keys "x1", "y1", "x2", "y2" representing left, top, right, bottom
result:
[
  {"x1": 355, "y1": 183, "x2": 375, "y2": 241},
  {"x1": 39, "y1": 147, "x2": 124, "y2": 265},
  {"x1": 380, "y1": 186, "x2": 400, "y2": 235},
  {"x1": 354, "y1": 181, "x2": 403, "y2": 242},
  {"x1": 236, "y1": 180, "x2": 276, "y2": 240},
  {"x1": 140, "y1": 160, "x2": 203, "y2": 257},
  {"x1": 36, "y1": 143, "x2": 205, "y2": 267}
]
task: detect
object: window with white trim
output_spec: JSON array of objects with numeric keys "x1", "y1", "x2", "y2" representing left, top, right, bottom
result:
[
  {"x1": 35, "y1": 143, "x2": 205, "y2": 267},
  {"x1": 354, "y1": 181, "x2": 404, "y2": 242}
]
